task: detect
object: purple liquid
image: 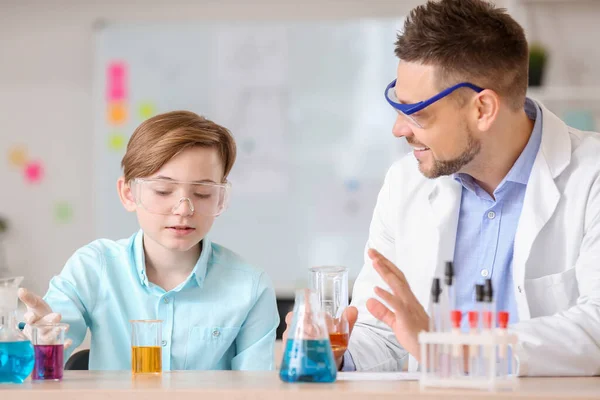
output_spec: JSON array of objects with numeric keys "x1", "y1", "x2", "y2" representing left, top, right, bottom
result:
[{"x1": 33, "y1": 344, "x2": 64, "y2": 380}]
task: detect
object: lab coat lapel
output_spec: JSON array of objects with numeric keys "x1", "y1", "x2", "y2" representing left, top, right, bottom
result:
[
  {"x1": 420, "y1": 176, "x2": 462, "y2": 306},
  {"x1": 513, "y1": 103, "x2": 571, "y2": 321}
]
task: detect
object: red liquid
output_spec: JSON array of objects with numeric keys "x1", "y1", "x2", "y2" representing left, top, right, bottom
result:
[{"x1": 33, "y1": 344, "x2": 64, "y2": 381}]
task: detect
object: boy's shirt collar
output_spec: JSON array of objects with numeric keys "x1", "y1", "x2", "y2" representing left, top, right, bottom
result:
[{"x1": 131, "y1": 229, "x2": 210, "y2": 289}]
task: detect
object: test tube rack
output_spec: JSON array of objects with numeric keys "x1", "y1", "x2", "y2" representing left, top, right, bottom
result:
[{"x1": 418, "y1": 329, "x2": 518, "y2": 391}]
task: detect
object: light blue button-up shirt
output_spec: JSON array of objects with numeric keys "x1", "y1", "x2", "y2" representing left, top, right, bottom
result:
[
  {"x1": 43, "y1": 230, "x2": 279, "y2": 371},
  {"x1": 453, "y1": 98, "x2": 542, "y2": 330}
]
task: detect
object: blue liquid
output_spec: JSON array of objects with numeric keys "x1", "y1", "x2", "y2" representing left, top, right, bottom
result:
[
  {"x1": 279, "y1": 339, "x2": 337, "y2": 383},
  {"x1": 0, "y1": 341, "x2": 35, "y2": 384}
]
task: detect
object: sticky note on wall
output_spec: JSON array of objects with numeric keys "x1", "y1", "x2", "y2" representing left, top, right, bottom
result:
[
  {"x1": 55, "y1": 201, "x2": 73, "y2": 223},
  {"x1": 344, "y1": 178, "x2": 360, "y2": 192},
  {"x1": 139, "y1": 102, "x2": 156, "y2": 120},
  {"x1": 107, "y1": 61, "x2": 127, "y2": 102},
  {"x1": 8, "y1": 146, "x2": 28, "y2": 167},
  {"x1": 24, "y1": 160, "x2": 44, "y2": 184},
  {"x1": 108, "y1": 133, "x2": 127, "y2": 151},
  {"x1": 108, "y1": 102, "x2": 127, "y2": 125}
]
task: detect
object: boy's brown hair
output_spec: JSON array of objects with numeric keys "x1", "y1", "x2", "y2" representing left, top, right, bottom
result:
[
  {"x1": 121, "y1": 111, "x2": 237, "y2": 182},
  {"x1": 395, "y1": 0, "x2": 529, "y2": 110}
]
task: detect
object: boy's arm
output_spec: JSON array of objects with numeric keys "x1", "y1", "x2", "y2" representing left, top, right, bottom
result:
[
  {"x1": 231, "y1": 272, "x2": 279, "y2": 371},
  {"x1": 42, "y1": 245, "x2": 103, "y2": 361}
]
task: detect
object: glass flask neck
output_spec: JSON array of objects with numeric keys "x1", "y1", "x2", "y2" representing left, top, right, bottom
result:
[
  {"x1": 0, "y1": 308, "x2": 18, "y2": 330},
  {"x1": 0, "y1": 308, "x2": 28, "y2": 343}
]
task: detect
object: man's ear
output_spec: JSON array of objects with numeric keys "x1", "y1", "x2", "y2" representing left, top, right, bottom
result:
[
  {"x1": 117, "y1": 177, "x2": 136, "y2": 212},
  {"x1": 473, "y1": 89, "x2": 500, "y2": 132}
]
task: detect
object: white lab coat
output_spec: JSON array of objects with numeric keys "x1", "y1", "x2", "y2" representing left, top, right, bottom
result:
[{"x1": 348, "y1": 102, "x2": 600, "y2": 376}]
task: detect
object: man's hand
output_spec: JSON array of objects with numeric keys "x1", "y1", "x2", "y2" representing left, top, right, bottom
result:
[
  {"x1": 18, "y1": 288, "x2": 72, "y2": 348},
  {"x1": 365, "y1": 248, "x2": 429, "y2": 362},
  {"x1": 281, "y1": 305, "x2": 358, "y2": 369}
]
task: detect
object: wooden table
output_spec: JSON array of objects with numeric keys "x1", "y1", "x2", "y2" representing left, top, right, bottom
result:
[{"x1": 1, "y1": 371, "x2": 599, "y2": 399}]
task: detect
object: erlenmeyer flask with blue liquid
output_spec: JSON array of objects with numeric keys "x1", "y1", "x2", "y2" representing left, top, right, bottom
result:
[
  {"x1": 279, "y1": 289, "x2": 337, "y2": 383},
  {"x1": 0, "y1": 277, "x2": 35, "y2": 383}
]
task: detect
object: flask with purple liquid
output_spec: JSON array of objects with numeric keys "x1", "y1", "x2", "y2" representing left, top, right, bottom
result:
[{"x1": 31, "y1": 323, "x2": 67, "y2": 381}]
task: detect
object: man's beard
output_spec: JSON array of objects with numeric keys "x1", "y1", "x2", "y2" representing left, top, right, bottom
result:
[{"x1": 416, "y1": 128, "x2": 481, "y2": 179}]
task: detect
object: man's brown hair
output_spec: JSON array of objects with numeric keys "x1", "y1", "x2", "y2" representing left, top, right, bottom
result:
[
  {"x1": 395, "y1": 0, "x2": 529, "y2": 110},
  {"x1": 121, "y1": 111, "x2": 237, "y2": 182}
]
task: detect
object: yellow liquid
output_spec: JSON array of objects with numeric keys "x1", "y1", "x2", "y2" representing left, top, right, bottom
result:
[{"x1": 131, "y1": 346, "x2": 162, "y2": 374}]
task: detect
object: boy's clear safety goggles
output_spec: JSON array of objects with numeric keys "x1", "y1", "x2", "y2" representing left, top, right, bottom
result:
[
  {"x1": 384, "y1": 79, "x2": 484, "y2": 128},
  {"x1": 130, "y1": 178, "x2": 231, "y2": 217}
]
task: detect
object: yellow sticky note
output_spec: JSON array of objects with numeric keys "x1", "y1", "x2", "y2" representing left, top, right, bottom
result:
[
  {"x1": 108, "y1": 133, "x2": 127, "y2": 151},
  {"x1": 139, "y1": 102, "x2": 156, "y2": 120},
  {"x1": 107, "y1": 102, "x2": 127, "y2": 125},
  {"x1": 8, "y1": 146, "x2": 28, "y2": 167}
]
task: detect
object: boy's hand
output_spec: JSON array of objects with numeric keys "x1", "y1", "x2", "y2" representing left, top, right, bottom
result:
[{"x1": 18, "y1": 288, "x2": 73, "y2": 349}]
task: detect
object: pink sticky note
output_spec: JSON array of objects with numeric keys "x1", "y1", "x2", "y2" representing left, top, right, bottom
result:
[
  {"x1": 107, "y1": 61, "x2": 127, "y2": 101},
  {"x1": 24, "y1": 160, "x2": 43, "y2": 184},
  {"x1": 108, "y1": 62, "x2": 125, "y2": 80},
  {"x1": 109, "y1": 86, "x2": 125, "y2": 100}
]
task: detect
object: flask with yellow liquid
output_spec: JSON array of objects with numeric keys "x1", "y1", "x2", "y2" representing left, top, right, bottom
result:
[{"x1": 130, "y1": 320, "x2": 162, "y2": 374}]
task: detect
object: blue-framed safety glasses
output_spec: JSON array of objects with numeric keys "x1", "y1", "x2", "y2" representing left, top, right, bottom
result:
[{"x1": 384, "y1": 79, "x2": 484, "y2": 128}]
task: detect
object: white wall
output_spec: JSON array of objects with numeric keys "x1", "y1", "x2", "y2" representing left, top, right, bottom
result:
[
  {"x1": 1, "y1": 0, "x2": 598, "y2": 297},
  {"x1": 0, "y1": 0, "x2": 420, "y2": 296}
]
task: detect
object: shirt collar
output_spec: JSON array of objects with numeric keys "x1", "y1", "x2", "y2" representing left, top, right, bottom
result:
[
  {"x1": 454, "y1": 97, "x2": 543, "y2": 190},
  {"x1": 503, "y1": 98, "x2": 543, "y2": 185},
  {"x1": 131, "y1": 229, "x2": 211, "y2": 289}
]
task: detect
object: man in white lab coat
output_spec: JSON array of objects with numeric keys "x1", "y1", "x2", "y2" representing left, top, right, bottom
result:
[{"x1": 283, "y1": 0, "x2": 600, "y2": 376}]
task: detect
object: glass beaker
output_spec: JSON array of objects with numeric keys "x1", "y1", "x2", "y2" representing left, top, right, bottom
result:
[
  {"x1": 279, "y1": 289, "x2": 336, "y2": 383},
  {"x1": 31, "y1": 323, "x2": 68, "y2": 381},
  {"x1": 130, "y1": 320, "x2": 162, "y2": 374},
  {"x1": 309, "y1": 266, "x2": 349, "y2": 359},
  {"x1": 0, "y1": 277, "x2": 35, "y2": 384}
]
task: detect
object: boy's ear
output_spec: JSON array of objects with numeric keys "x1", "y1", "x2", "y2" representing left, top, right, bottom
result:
[{"x1": 117, "y1": 177, "x2": 137, "y2": 212}]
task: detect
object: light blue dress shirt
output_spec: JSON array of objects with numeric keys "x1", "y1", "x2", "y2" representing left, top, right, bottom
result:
[
  {"x1": 453, "y1": 98, "x2": 542, "y2": 330},
  {"x1": 343, "y1": 98, "x2": 543, "y2": 370},
  {"x1": 43, "y1": 230, "x2": 279, "y2": 371}
]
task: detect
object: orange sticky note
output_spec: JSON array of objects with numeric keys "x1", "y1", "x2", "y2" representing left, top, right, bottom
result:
[
  {"x1": 8, "y1": 146, "x2": 28, "y2": 167},
  {"x1": 107, "y1": 102, "x2": 127, "y2": 125}
]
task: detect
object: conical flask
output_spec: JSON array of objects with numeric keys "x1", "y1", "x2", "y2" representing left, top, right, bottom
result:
[
  {"x1": 279, "y1": 289, "x2": 337, "y2": 383},
  {"x1": 0, "y1": 277, "x2": 35, "y2": 383}
]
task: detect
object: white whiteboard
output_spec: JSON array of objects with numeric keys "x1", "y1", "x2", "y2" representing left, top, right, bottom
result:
[{"x1": 93, "y1": 19, "x2": 409, "y2": 295}]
